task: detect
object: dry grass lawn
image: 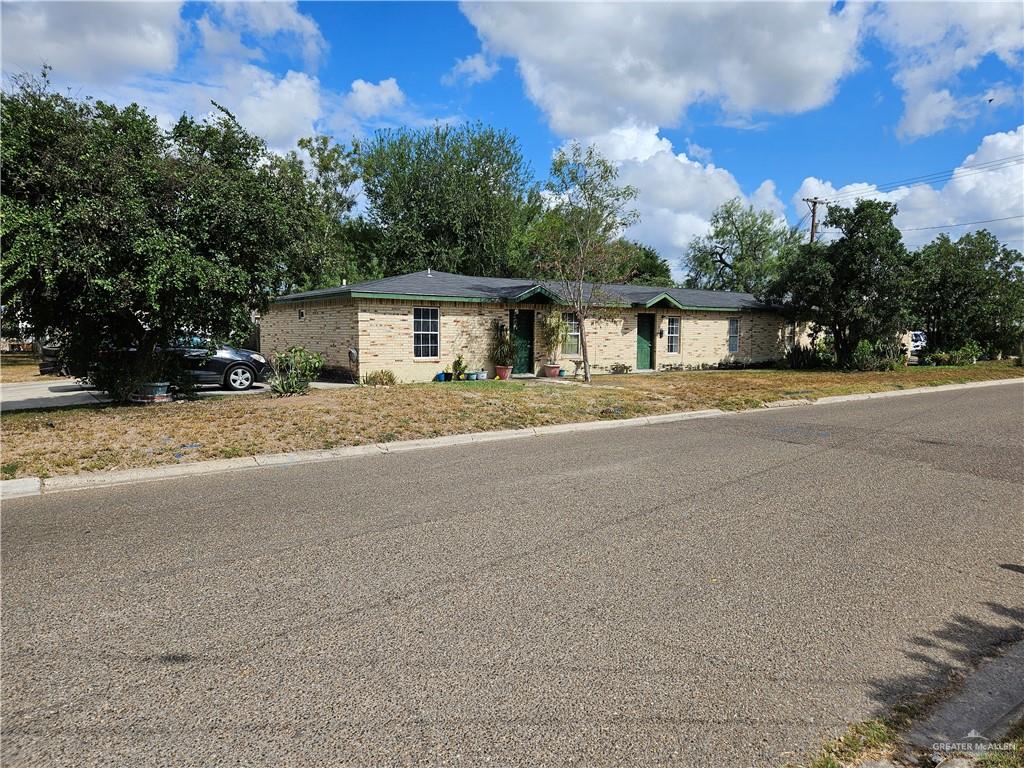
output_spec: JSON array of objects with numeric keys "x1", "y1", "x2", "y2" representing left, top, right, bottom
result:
[
  {"x1": 1, "y1": 361, "x2": 1020, "y2": 480},
  {"x1": 0, "y1": 353, "x2": 58, "y2": 384},
  {"x1": 597, "y1": 360, "x2": 1024, "y2": 411}
]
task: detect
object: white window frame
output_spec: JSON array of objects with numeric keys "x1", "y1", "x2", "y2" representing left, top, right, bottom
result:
[
  {"x1": 728, "y1": 318, "x2": 740, "y2": 353},
  {"x1": 413, "y1": 307, "x2": 440, "y2": 359},
  {"x1": 786, "y1": 321, "x2": 797, "y2": 347},
  {"x1": 666, "y1": 316, "x2": 680, "y2": 354},
  {"x1": 562, "y1": 312, "x2": 581, "y2": 356}
]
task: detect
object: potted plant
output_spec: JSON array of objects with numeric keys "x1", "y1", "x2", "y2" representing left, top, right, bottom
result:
[
  {"x1": 443, "y1": 365, "x2": 453, "y2": 382},
  {"x1": 539, "y1": 312, "x2": 568, "y2": 378},
  {"x1": 452, "y1": 354, "x2": 468, "y2": 381},
  {"x1": 491, "y1": 325, "x2": 516, "y2": 380}
]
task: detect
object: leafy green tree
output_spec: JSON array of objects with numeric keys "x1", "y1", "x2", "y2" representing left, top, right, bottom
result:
[
  {"x1": 613, "y1": 240, "x2": 674, "y2": 286},
  {"x1": 683, "y1": 198, "x2": 802, "y2": 294},
  {"x1": 0, "y1": 71, "x2": 302, "y2": 395},
  {"x1": 911, "y1": 230, "x2": 1024, "y2": 355},
  {"x1": 768, "y1": 199, "x2": 913, "y2": 367},
  {"x1": 357, "y1": 122, "x2": 541, "y2": 277},
  {"x1": 536, "y1": 142, "x2": 639, "y2": 381},
  {"x1": 270, "y1": 135, "x2": 361, "y2": 291}
]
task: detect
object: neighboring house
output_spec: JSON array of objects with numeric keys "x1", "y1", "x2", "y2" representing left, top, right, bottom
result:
[{"x1": 260, "y1": 270, "x2": 803, "y2": 382}]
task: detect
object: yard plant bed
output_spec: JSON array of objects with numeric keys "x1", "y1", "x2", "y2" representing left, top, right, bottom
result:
[{"x1": 1, "y1": 361, "x2": 1020, "y2": 480}]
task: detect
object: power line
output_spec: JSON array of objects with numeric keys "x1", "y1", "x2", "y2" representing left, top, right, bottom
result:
[
  {"x1": 820, "y1": 214, "x2": 1023, "y2": 234},
  {"x1": 822, "y1": 154, "x2": 1024, "y2": 200},
  {"x1": 820, "y1": 154, "x2": 1024, "y2": 203},
  {"x1": 901, "y1": 214, "x2": 1024, "y2": 232}
]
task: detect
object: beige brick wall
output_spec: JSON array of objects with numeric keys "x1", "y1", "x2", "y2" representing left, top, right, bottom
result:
[
  {"x1": 263, "y1": 297, "x2": 799, "y2": 382},
  {"x1": 260, "y1": 298, "x2": 358, "y2": 371},
  {"x1": 553, "y1": 308, "x2": 792, "y2": 373},
  {"x1": 675, "y1": 310, "x2": 789, "y2": 367},
  {"x1": 357, "y1": 299, "x2": 511, "y2": 382}
]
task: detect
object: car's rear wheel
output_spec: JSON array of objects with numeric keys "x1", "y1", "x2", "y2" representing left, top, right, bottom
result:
[{"x1": 224, "y1": 364, "x2": 255, "y2": 391}]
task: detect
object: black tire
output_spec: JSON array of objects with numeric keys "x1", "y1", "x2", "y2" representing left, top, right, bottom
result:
[{"x1": 223, "y1": 364, "x2": 255, "y2": 391}]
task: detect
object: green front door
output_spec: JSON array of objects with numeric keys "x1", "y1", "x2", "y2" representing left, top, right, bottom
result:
[
  {"x1": 636, "y1": 313, "x2": 654, "y2": 370},
  {"x1": 510, "y1": 309, "x2": 535, "y2": 374}
]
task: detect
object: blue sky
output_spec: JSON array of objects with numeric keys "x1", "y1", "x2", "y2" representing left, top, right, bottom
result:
[{"x1": 3, "y1": 1, "x2": 1023, "y2": 276}]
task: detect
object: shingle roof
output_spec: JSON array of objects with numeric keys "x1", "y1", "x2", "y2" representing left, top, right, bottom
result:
[{"x1": 273, "y1": 270, "x2": 777, "y2": 312}]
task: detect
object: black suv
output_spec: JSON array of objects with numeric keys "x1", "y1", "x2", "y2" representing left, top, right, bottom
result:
[
  {"x1": 40, "y1": 339, "x2": 271, "y2": 391},
  {"x1": 167, "y1": 338, "x2": 271, "y2": 391}
]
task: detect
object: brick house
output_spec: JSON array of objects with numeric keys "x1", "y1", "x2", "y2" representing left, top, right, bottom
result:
[{"x1": 260, "y1": 270, "x2": 802, "y2": 382}]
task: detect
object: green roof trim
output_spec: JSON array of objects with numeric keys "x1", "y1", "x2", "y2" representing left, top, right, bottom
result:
[
  {"x1": 637, "y1": 292, "x2": 685, "y2": 310},
  {"x1": 511, "y1": 284, "x2": 564, "y2": 304}
]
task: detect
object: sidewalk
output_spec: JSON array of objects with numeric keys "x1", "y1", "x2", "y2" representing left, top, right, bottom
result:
[
  {"x1": 0, "y1": 379, "x2": 110, "y2": 411},
  {"x1": 0, "y1": 378, "x2": 270, "y2": 412}
]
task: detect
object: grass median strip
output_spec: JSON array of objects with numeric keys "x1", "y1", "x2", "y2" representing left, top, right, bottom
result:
[{"x1": 1, "y1": 361, "x2": 1020, "y2": 480}]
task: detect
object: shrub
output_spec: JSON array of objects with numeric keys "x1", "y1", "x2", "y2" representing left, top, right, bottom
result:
[
  {"x1": 89, "y1": 348, "x2": 195, "y2": 402},
  {"x1": 362, "y1": 369, "x2": 397, "y2": 386},
  {"x1": 850, "y1": 339, "x2": 879, "y2": 371},
  {"x1": 786, "y1": 344, "x2": 816, "y2": 370},
  {"x1": 490, "y1": 324, "x2": 516, "y2": 368},
  {"x1": 959, "y1": 339, "x2": 983, "y2": 362},
  {"x1": 539, "y1": 312, "x2": 568, "y2": 364},
  {"x1": 268, "y1": 346, "x2": 324, "y2": 396},
  {"x1": 923, "y1": 340, "x2": 981, "y2": 367},
  {"x1": 608, "y1": 362, "x2": 632, "y2": 374},
  {"x1": 451, "y1": 354, "x2": 468, "y2": 380}
]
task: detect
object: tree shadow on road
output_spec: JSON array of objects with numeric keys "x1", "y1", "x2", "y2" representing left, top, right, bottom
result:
[{"x1": 864, "y1": 595, "x2": 1024, "y2": 726}]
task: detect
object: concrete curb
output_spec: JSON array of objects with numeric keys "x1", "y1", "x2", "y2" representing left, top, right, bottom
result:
[{"x1": 2, "y1": 377, "x2": 1020, "y2": 500}]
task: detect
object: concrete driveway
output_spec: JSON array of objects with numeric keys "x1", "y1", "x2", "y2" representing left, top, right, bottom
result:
[
  {"x1": 2, "y1": 384, "x2": 1022, "y2": 767},
  {"x1": 0, "y1": 378, "x2": 267, "y2": 412}
]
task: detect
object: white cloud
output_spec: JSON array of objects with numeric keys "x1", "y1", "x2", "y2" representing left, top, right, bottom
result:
[
  {"x1": 684, "y1": 140, "x2": 713, "y2": 164},
  {"x1": 442, "y1": 52, "x2": 499, "y2": 86},
  {"x1": 228, "y1": 67, "x2": 321, "y2": 151},
  {"x1": 795, "y1": 125, "x2": 1024, "y2": 249},
  {"x1": 871, "y1": 3, "x2": 1024, "y2": 139},
  {"x1": 1, "y1": 1, "x2": 183, "y2": 82},
  {"x1": 343, "y1": 78, "x2": 406, "y2": 119},
  {"x1": 583, "y1": 125, "x2": 784, "y2": 281},
  {"x1": 215, "y1": 1, "x2": 327, "y2": 68},
  {"x1": 0, "y1": 0, "x2": 355, "y2": 154},
  {"x1": 461, "y1": 2, "x2": 865, "y2": 136}
]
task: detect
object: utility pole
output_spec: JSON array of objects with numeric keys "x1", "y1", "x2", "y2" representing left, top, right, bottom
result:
[{"x1": 802, "y1": 197, "x2": 826, "y2": 244}]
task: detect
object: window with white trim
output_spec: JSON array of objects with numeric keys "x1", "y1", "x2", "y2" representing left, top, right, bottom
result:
[
  {"x1": 413, "y1": 307, "x2": 439, "y2": 358},
  {"x1": 562, "y1": 312, "x2": 580, "y2": 355},
  {"x1": 666, "y1": 317, "x2": 680, "y2": 353},
  {"x1": 786, "y1": 321, "x2": 797, "y2": 347},
  {"x1": 728, "y1": 318, "x2": 740, "y2": 353}
]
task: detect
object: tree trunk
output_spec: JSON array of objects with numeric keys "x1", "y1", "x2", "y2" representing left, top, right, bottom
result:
[{"x1": 579, "y1": 316, "x2": 592, "y2": 382}]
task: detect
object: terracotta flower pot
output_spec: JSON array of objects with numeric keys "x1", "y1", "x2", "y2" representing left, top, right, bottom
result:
[
  {"x1": 543, "y1": 364, "x2": 561, "y2": 378},
  {"x1": 495, "y1": 365, "x2": 513, "y2": 380}
]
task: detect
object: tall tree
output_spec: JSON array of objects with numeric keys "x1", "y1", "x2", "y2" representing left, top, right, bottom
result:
[
  {"x1": 270, "y1": 135, "x2": 360, "y2": 291},
  {"x1": 0, "y1": 71, "x2": 307, "y2": 395},
  {"x1": 613, "y1": 239, "x2": 674, "y2": 286},
  {"x1": 357, "y1": 122, "x2": 541, "y2": 277},
  {"x1": 536, "y1": 142, "x2": 639, "y2": 381},
  {"x1": 683, "y1": 198, "x2": 801, "y2": 294},
  {"x1": 768, "y1": 199, "x2": 913, "y2": 367},
  {"x1": 912, "y1": 230, "x2": 1024, "y2": 355}
]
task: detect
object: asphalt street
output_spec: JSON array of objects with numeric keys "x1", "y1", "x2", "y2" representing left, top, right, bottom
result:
[{"x1": 2, "y1": 383, "x2": 1023, "y2": 767}]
